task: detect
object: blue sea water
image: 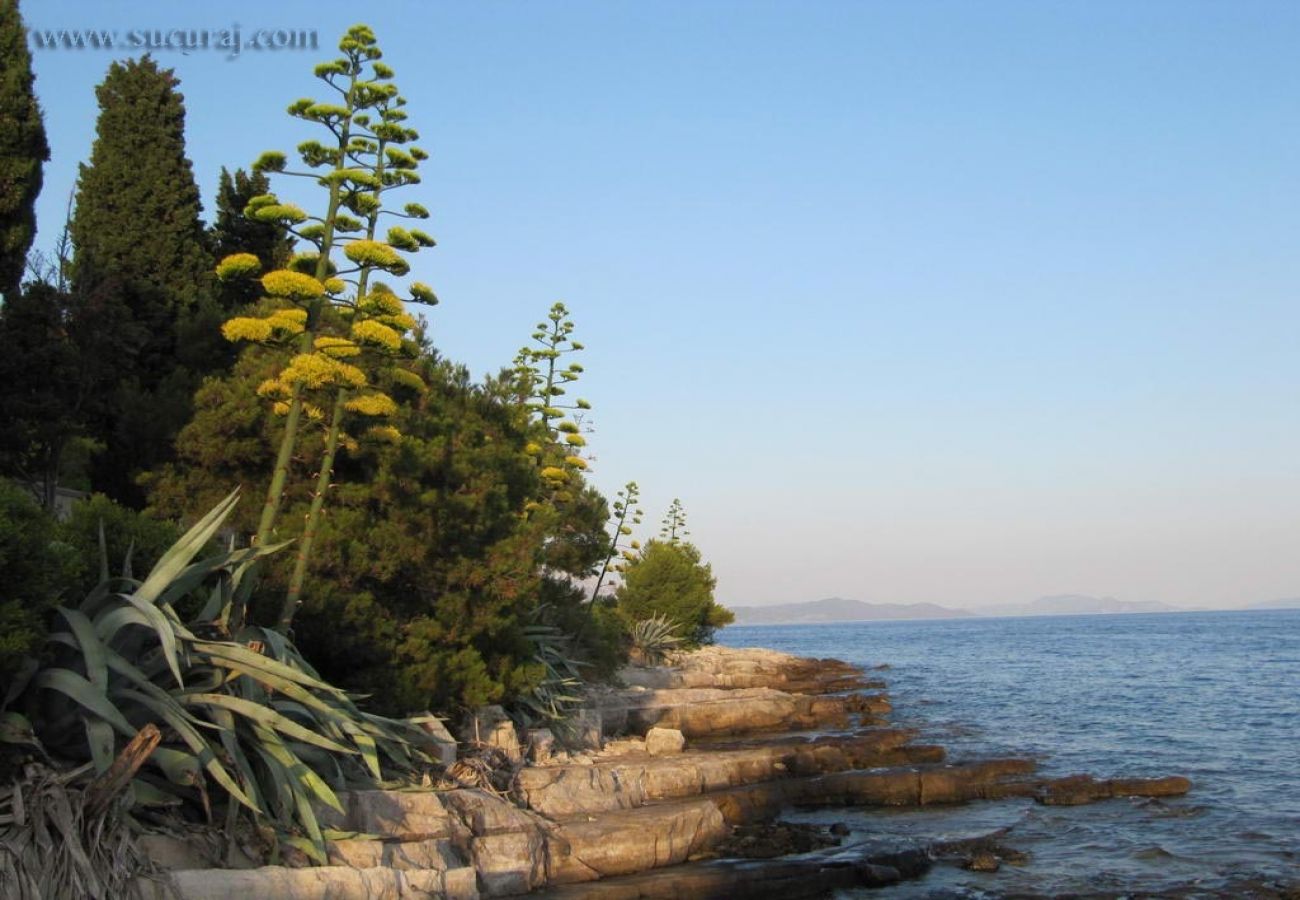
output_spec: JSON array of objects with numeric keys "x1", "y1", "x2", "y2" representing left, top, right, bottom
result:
[{"x1": 718, "y1": 609, "x2": 1300, "y2": 897}]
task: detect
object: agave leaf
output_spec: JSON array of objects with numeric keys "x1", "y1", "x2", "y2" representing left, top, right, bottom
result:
[
  {"x1": 97, "y1": 519, "x2": 110, "y2": 587},
  {"x1": 150, "y1": 747, "x2": 202, "y2": 786},
  {"x1": 2, "y1": 657, "x2": 39, "y2": 709},
  {"x1": 116, "y1": 688, "x2": 258, "y2": 813},
  {"x1": 120, "y1": 539, "x2": 136, "y2": 580},
  {"x1": 349, "y1": 730, "x2": 381, "y2": 781},
  {"x1": 92, "y1": 605, "x2": 156, "y2": 645},
  {"x1": 133, "y1": 489, "x2": 240, "y2": 607},
  {"x1": 101, "y1": 646, "x2": 208, "y2": 733},
  {"x1": 83, "y1": 718, "x2": 115, "y2": 774},
  {"x1": 32, "y1": 669, "x2": 134, "y2": 737},
  {"x1": 55, "y1": 608, "x2": 108, "y2": 691},
  {"x1": 207, "y1": 707, "x2": 265, "y2": 813},
  {"x1": 253, "y1": 725, "x2": 343, "y2": 814},
  {"x1": 280, "y1": 835, "x2": 327, "y2": 866},
  {"x1": 0, "y1": 712, "x2": 40, "y2": 748},
  {"x1": 197, "y1": 575, "x2": 229, "y2": 624},
  {"x1": 157, "y1": 540, "x2": 292, "y2": 611},
  {"x1": 115, "y1": 592, "x2": 188, "y2": 689},
  {"x1": 182, "y1": 694, "x2": 355, "y2": 755},
  {"x1": 130, "y1": 779, "x2": 185, "y2": 808},
  {"x1": 193, "y1": 641, "x2": 346, "y2": 695}
]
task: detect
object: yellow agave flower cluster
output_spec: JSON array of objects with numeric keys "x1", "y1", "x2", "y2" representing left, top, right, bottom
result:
[{"x1": 217, "y1": 255, "x2": 427, "y2": 447}]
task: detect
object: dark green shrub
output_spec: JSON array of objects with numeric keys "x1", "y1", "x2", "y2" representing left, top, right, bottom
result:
[{"x1": 0, "y1": 483, "x2": 78, "y2": 680}]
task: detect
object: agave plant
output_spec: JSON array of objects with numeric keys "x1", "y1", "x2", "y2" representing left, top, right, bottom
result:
[
  {"x1": 0, "y1": 491, "x2": 431, "y2": 863},
  {"x1": 629, "y1": 614, "x2": 683, "y2": 666},
  {"x1": 513, "y1": 623, "x2": 586, "y2": 728}
]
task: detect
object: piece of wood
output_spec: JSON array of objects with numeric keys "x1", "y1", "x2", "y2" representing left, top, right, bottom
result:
[{"x1": 86, "y1": 723, "x2": 162, "y2": 816}]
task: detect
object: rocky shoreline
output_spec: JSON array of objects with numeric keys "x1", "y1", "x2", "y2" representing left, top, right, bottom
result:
[{"x1": 136, "y1": 646, "x2": 1195, "y2": 898}]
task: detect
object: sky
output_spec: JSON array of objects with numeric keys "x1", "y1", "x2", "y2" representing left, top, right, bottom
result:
[{"x1": 22, "y1": 1, "x2": 1300, "y2": 611}]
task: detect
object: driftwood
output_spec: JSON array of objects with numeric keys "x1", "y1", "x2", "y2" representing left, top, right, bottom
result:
[{"x1": 87, "y1": 723, "x2": 162, "y2": 816}]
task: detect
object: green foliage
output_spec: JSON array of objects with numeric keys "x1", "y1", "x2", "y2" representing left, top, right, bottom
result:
[
  {"x1": 69, "y1": 55, "x2": 216, "y2": 506},
  {"x1": 629, "y1": 614, "x2": 684, "y2": 666},
  {"x1": 210, "y1": 167, "x2": 293, "y2": 314},
  {"x1": 0, "y1": 483, "x2": 78, "y2": 680},
  {"x1": 511, "y1": 622, "x2": 585, "y2": 727},
  {"x1": 0, "y1": 282, "x2": 93, "y2": 508},
  {"x1": 0, "y1": 0, "x2": 49, "y2": 301},
  {"x1": 214, "y1": 25, "x2": 438, "y2": 631},
  {"x1": 57, "y1": 494, "x2": 180, "y2": 595},
  {"x1": 149, "y1": 347, "x2": 550, "y2": 713},
  {"x1": 615, "y1": 539, "x2": 733, "y2": 647},
  {"x1": 3, "y1": 493, "x2": 430, "y2": 863}
]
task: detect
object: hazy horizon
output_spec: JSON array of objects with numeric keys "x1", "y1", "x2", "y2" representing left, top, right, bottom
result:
[
  {"x1": 26, "y1": 1, "x2": 1300, "y2": 611},
  {"x1": 726, "y1": 593, "x2": 1294, "y2": 613}
]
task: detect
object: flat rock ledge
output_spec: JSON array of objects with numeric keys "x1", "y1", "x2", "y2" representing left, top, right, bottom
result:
[{"x1": 137, "y1": 645, "x2": 1191, "y2": 899}]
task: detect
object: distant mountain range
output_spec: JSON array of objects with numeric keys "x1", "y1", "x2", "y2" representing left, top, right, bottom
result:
[
  {"x1": 1249, "y1": 598, "x2": 1300, "y2": 610},
  {"x1": 975, "y1": 594, "x2": 1186, "y2": 618},
  {"x1": 728, "y1": 593, "x2": 1208, "y2": 625},
  {"x1": 729, "y1": 597, "x2": 971, "y2": 625}
]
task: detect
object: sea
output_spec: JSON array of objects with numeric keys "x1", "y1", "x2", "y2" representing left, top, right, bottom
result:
[{"x1": 718, "y1": 609, "x2": 1300, "y2": 898}]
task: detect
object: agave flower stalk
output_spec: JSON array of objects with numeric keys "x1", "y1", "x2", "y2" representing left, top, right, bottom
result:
[
  {"x1": 281, "y1": 77, "x2": 432, "y2": 628},
  {"x1": 217, "y1": 26, "x2": 436, "y2": 632},
  {"x1": 514, "y1": 302, "x2": 593, "y2": 505},
  {"x1": 589, "y1": 480, "x2": 643, "y2": 604}
]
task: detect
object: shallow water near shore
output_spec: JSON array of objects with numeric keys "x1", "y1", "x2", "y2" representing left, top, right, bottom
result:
[{"x1": 719, "y1": 609, "x2": 1300, "y2": 897}]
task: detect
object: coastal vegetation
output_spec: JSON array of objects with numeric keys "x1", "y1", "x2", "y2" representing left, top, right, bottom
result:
[{"x1": 0, "y1": 7, "x2": 730, "y2": 878}]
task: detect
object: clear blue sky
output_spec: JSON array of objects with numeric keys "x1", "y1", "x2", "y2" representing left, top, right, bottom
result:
[{"x1": 25, "y1": 1, "x2": 1300, "y2": 609}]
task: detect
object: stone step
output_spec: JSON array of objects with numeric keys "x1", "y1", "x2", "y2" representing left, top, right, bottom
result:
[
  {"x1": 619, "y1": 647, "x2": 875, "y2": 695},
  {"x1": 517, "y1": 730, "x2": 943, "y2": 818},
  {"x1": 135, "y1": 864, "x2": 479, "y2": 900},
  {"x1": 547, "y1": 797, "x2": 729, "y2": 886},
  {"x1": 710, "y1": 760, "x2": 1191, "y2": 824},
  {"x1": 595, "y1": 686, "x2": 886, "y2": 739}
]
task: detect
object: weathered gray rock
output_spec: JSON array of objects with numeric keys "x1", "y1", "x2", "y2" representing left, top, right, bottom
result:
[
  {"x1": 645, "y1": 727, "x2": 686, "y2": 756},
  {"x1": 412, "y1": 714, "x2": 459, "y2": 767},
  {"x1": 528, "y1": 727, "x2": 556, "y2": 764},
  {"x1": 548, "y1": 798, "x2": 729, "y2": 884},
  {"x1": 460, "y1": 705, "x2": 522, "y2": 764},
  {"x1": 137, "y1": 865, "x2": 478, "y2": 900},
  {"x1": 596, "y1": 686, "x2": 856, "y2": 739},
  {"x1": 1035, "y1": 774, "x2": 1193, "y2": 806},
  {"x1": 569, "y1": 709, "x2": 604, "y2": 750},
  {"x1": 440, "y1": 789, "x2": 551, "y2": 896},
  {"x1": 324, "y1": 837, "x2": 463, "y2": 871}
]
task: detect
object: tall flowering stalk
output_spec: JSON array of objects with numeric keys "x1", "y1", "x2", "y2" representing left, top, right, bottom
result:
[
  {"x1": 216, "y1": 25, "x2": 436, "y2": 631},
  {"x1": 514, "y1": 302, "x2": 593, "y2": 505},
  {"x1": 590, "y1": 480, "x2": 643, "y2": 603}
]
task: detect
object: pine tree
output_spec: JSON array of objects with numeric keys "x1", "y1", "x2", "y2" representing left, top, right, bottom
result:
[
  {"x1": 0, "y1": 0, "x2": 49, "y2": 302},
  {"x1": 615, "y1": 539, "x2": 733, "y2": 646}
]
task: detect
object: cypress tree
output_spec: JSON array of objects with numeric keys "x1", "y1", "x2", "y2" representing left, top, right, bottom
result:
[
  {"x1": 69, "y1": 56, "x2": 215, "y2": 505},
  {"x1": 209, "y1": 167, "x2": 292, "y2": 312},
  {"x1": 70, "y1": 55, "x2": 212, "y2": 374},
  {"x1": 0, "y1": 0, "x2": 49, "y2": 302}
]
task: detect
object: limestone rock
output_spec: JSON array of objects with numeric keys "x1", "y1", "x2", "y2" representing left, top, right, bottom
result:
[
  {"x1": 645, "y1": 727, "x2": 685, "y2": 756},
  {"x1": 460, "y1": 705, "x2": 522, "y2": 764},
  {"x1": 412, "y1": 714, "x2": 458, "y2": 767},
  {"x1": 528, "y1": 727, "x2": 556, "y2": 764}
]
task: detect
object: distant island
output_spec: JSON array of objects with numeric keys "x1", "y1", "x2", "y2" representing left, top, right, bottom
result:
[
  {"x1": 975, "y1": 594, "x2": 1186, "y2": 618},
  {"x1": 729, "y1": 597, "x2": 971, "y2": 625},
  {"x1": 727, "y1": 593, "x2": 1215, "y2": 625},
  {"x1": 1249, "y1": 598, "x2": 1300, "y2": 610}
]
